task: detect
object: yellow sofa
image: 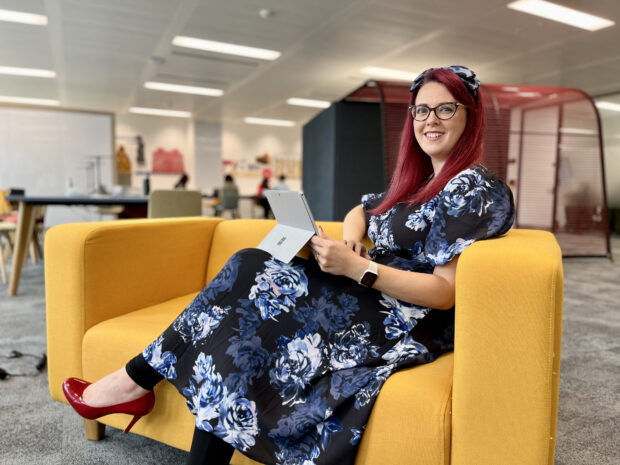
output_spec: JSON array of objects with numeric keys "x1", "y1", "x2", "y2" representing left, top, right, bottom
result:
[{"x1": 45, "y1": 218, "x2": 563, "y2": 465}]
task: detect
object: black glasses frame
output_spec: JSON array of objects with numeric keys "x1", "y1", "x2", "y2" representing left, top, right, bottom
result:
[{"x1": 408, "y1": 102, "x2": 465, "y2": 121}]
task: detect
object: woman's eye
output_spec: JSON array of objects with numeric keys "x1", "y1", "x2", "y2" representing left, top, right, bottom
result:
[
  {"x1": 416, "y1": 107, "x2": 429, "y2": 115},
  {"x1": 438, "y1": 105, "x2": 454, "y2": 114}
]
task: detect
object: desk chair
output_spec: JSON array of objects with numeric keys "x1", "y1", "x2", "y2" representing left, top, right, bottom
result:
[
  {"x1": 215, "y1": 190, "x2": 239, "y2": 218},
  {"x1": 148, "y1": 190, "x2": 202, "y2": 219},
  {"x1": 0, "y1": 221, "x2": 16, "y2": 284}
]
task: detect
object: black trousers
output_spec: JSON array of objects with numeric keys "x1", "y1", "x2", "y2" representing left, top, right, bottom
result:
[{"x1": 125, "y1": 354, "x2": 235, "y2": 465}]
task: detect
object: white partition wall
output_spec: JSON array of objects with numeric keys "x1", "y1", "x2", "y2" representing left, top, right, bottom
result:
[{"x1": 0, "y1": 106, "x2": 113, "y2": 227}]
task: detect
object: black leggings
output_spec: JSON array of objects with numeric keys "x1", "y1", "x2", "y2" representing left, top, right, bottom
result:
[{"x1": 125, "y1": 354, "x2": 235, "y2": 465}]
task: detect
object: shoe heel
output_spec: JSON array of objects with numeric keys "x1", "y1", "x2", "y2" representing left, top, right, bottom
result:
[{"x1": 123, "y1": 415, "x2": 142, "y2": 434}]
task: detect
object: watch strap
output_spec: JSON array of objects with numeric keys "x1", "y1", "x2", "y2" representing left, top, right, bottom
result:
[{"x1": 358, "y1": 260, "x2": 378, "y2": 287}]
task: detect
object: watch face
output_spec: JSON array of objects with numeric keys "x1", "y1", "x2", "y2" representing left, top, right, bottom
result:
[{"x1": 361, "y1": 270, "x2": 378, "y2": 287}]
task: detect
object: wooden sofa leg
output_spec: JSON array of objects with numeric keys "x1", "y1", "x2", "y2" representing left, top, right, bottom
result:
[{"x1": 84, "y1": 419, "x2": 105, "y2": 440}]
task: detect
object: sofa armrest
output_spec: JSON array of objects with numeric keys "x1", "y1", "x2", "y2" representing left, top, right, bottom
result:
[
  {"x1": 45, "y1": 217, "x2": 224, "y2": 402},
  {"x1": 451, "y1": 229, "x2": 563, "y2": 465}
]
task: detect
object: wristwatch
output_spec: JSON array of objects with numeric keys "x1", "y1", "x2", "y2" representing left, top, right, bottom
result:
[{"x1": 358, "y1": 261, "x2": 378, "y2": 287}]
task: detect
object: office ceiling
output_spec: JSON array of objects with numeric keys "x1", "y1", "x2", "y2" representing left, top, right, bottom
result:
[{"x1": 0, "y1": 0, "x2": 619, "y2": 124}]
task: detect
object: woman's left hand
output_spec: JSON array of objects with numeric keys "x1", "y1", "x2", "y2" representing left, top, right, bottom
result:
[{"x1": 309, "y1": 227, "x2": 365, "y2": 276}]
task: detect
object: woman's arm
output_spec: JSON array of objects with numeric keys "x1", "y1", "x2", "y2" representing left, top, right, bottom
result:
[
  {"x1": 342, "y1": 205, "x2": 366, "y2": 242},
  {"x1": 309, "y1": 230, "x2": 457, "y2": 310},
  {"x1": 341, "y1": 205, "x2": 370, "y2": 257}
]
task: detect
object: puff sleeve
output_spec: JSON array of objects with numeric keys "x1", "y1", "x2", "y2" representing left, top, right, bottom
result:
[{"x1": 424, "y1": 168, "x2": 515, "y2": 266}]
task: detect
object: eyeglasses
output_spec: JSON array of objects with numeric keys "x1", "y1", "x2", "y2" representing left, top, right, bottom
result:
[{"x1": 408, "y1": 102, "x2": 465, "y2": 122}]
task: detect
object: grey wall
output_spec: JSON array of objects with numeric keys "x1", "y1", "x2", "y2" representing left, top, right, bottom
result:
[{"x1": 302, "y1": 101, "x2": 386, "y2": 221}]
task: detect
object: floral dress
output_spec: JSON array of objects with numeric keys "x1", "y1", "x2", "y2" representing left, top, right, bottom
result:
[{"x1": 143, "y1": 164, "x2": 515, "y2": 465}]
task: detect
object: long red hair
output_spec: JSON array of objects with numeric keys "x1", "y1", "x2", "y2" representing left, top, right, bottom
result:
[{"x1": 370, "y1": 68, "x2": 486, "y2": 214}]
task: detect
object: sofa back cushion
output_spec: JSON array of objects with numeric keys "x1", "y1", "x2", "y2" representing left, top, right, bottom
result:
[{"x1": 205, "y1": 220, "x2": 346, "y2": 284}]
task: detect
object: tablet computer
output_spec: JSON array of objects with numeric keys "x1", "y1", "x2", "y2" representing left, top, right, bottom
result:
[{"x1": 257, "y1": 190, "x2": 319, "y2": 263}]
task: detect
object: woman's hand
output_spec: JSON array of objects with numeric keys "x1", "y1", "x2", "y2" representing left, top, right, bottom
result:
[
  {"x1": 309, "y1": 227, "x2": 368, "y2": 277},
  {"x1": 342, "y1": 240, "x2": 371, "y2": 259}
]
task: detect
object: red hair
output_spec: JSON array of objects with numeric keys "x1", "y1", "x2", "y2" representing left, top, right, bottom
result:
[{"x1": 370, "y1": 68, "x2": 486, "y2": 214}]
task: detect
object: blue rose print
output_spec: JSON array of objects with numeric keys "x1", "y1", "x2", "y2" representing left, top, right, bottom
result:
[
  {"x1": 270, "y1": 332, "x2": 325, "y2": 405},
  {"x1": 329, "y1": 323, "x2": 379, "y2": 370},
  {"x1": 329, "y1": 367, "x2": 374, "y2": 400},
  {"x1": 354, "y1": 365, "x2": 393, "y2": 410},
  {"x1": 270, "y1": 387, "x2": 342, "y2": 465},
  {"x1": 350, "y1": 426, "x2": 365, "y2": 446},
  {"x1": 425, "y1": 237, "x2": 474, "y2": 266},
  {"x1": 441, "y1": 169, "x2": 493, "y2": 217},
  {"x1": 203, "y1": 252, "x2": 242, "y2": 300},
  {"x1": 406, "y1": 199, "x2": 436, "y2": 231},
  {"x1": 296, "y1": 288, "x2": 359, "y2": 335},
  {"x1": 379, "y1": 293, "x2": 429, "y2": 339},
  {"x1": 183, "y1": 353, "x2": 226, "y2": 432},
  {"x1": 249, "y1": 259, "x2": 308, "y2": 321},
  {"x1": 214, "y1": 391, "x2": 259, "y2": 451},
  {"x1": 143, "y1": 335, "x2": 177, "y2": 379},
  {"x1": 487, "y1": 183, "x2": 515, "y2": 233},
  {"x1": 363, "y1": 193, "x2": 397, "y2": 257},
  {"x1": 226, "y1": 335, "x2": 270, "y2": 377},
  {"x1": 234, "y1": 299, "x2": 263, "y2": 340},
  {"x1": 173, "y1": 303, "x2": 231, "y2": 346},
  {"x1": 382, "y1": 334, "x2": 431, "y2": 364}
]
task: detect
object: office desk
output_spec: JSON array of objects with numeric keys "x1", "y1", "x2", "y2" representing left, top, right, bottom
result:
[{"x1": 5, "y1": 194, "x2": 148, "y2": 296}]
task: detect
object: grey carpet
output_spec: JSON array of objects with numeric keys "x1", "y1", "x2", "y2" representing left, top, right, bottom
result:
[{"x1": 0, "y1": 237, "x2": 619, "y2": 464}]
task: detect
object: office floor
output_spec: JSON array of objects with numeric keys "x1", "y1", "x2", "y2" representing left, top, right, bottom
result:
[{"x1": 0, "y1": 236, "x2": 618, "y2": 464}]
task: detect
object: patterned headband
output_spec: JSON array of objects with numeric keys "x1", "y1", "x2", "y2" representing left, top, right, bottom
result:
[{"x1": 409, "y1": 65, "x2": 481, "y2": 100}]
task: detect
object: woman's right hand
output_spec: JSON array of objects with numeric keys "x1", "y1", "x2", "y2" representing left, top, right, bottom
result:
[{"x1": 342, "y1": 240, "x2": 370, "y2": 259}]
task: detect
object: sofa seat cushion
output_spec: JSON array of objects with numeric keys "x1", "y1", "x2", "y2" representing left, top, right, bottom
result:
[
  {"x1": 82, "y1": 292, "x2": 199, "y2": 451},
  {"x1": 82, "y1": 291, "x2": 453, "y2": 464}
]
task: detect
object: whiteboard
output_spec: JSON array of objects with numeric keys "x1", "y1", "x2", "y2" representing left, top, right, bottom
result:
[{"x1": 0, "y1": 106, "x2": 113, "y2": 226}]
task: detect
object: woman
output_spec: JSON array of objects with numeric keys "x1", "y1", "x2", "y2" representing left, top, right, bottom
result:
[{"x1": 62, "y1": 65, "x2": 514, "y2": 465}]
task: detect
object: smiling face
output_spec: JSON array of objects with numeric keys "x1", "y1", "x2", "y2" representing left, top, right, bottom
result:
[{"x1": 413, "y1": 81, "x2": 468, "y2": 173}]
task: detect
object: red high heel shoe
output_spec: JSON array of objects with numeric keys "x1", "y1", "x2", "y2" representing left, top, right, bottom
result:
[{"x1": 62, "y1": 377, "x2": 156, "y2": 434}]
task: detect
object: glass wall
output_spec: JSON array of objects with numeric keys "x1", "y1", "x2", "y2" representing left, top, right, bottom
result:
[{"x1": 594, "y1": 94, "x2": 620, "y2": 234}]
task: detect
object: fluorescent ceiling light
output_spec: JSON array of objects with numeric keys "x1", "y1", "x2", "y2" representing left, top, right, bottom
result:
[
  {"x1": 596, "y1": 101, "x2": 620, "y2": 112},
  {"x1": 244, "y1": 117, "x2": 295, "y2": 127},
  {"x1": 286, "y1": 98, "x2": 331, "y2": 109},
  {"x1": 0, "y1": 66, "x2": 55, "y2": 78},
  {"x1": 0, "y1": 95, "x2": 59, "y2": 106},
  {"x1": 502, "y1": 86, "x2": 520, "y2": 92},
  {"x1": 507, "y1": 0, "x2": 614, "y2": 31},
  {"x1": 173, "y1": 36, "x2": 281, "y2": 61},
  {"x1": 129, "y1": 107, "x2": 191, "y2": 118},
  {"x1": 360, "y1": 66, "x2": 416, "y2": 82},
  {"x1": 0, "y1": 9, "x2": 47, "y2": 25},
  {"x1": 144, "y1": 81, "x2": 223, "y2": 97}
]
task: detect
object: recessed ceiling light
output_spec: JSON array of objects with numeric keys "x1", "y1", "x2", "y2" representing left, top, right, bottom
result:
[
  {"x1": 596, "y1": 101, "x2": 620, "y2": 112},
  {"x1": 244, "y1": 117, "x2": 295, "y2": 127},
  {"x1": 0, "y1": 95, "x2": 59, "y2": 106},
  {"x1": 507, "y1": 0, "x2": 614, "y2": 31},
  {"x1": 286, "y1": 98, "x2": 331, "y2": 109},
  {"x1": 0, "y1": 9, "x2": 47, "y2": 25},
  {"x1": 0, "y1": 66, "x2": 55, "y2": 78},
  {"x1": 172, "y1": 36, "x2": 281, "y2": 61},
  {"x1": 129, "y1": 107, "x2": 192, "y2": 118},
  {"x1": 360, "y1": 66, "x2": 417, "y2": 82},
  {"x1": 144, "y1": 81, "x2": 224, "y2": 97}
]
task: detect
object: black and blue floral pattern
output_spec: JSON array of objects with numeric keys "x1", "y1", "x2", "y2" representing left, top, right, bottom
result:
[{"x1": 144, "y1": 165, "x2": 514, "y2": 465}]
